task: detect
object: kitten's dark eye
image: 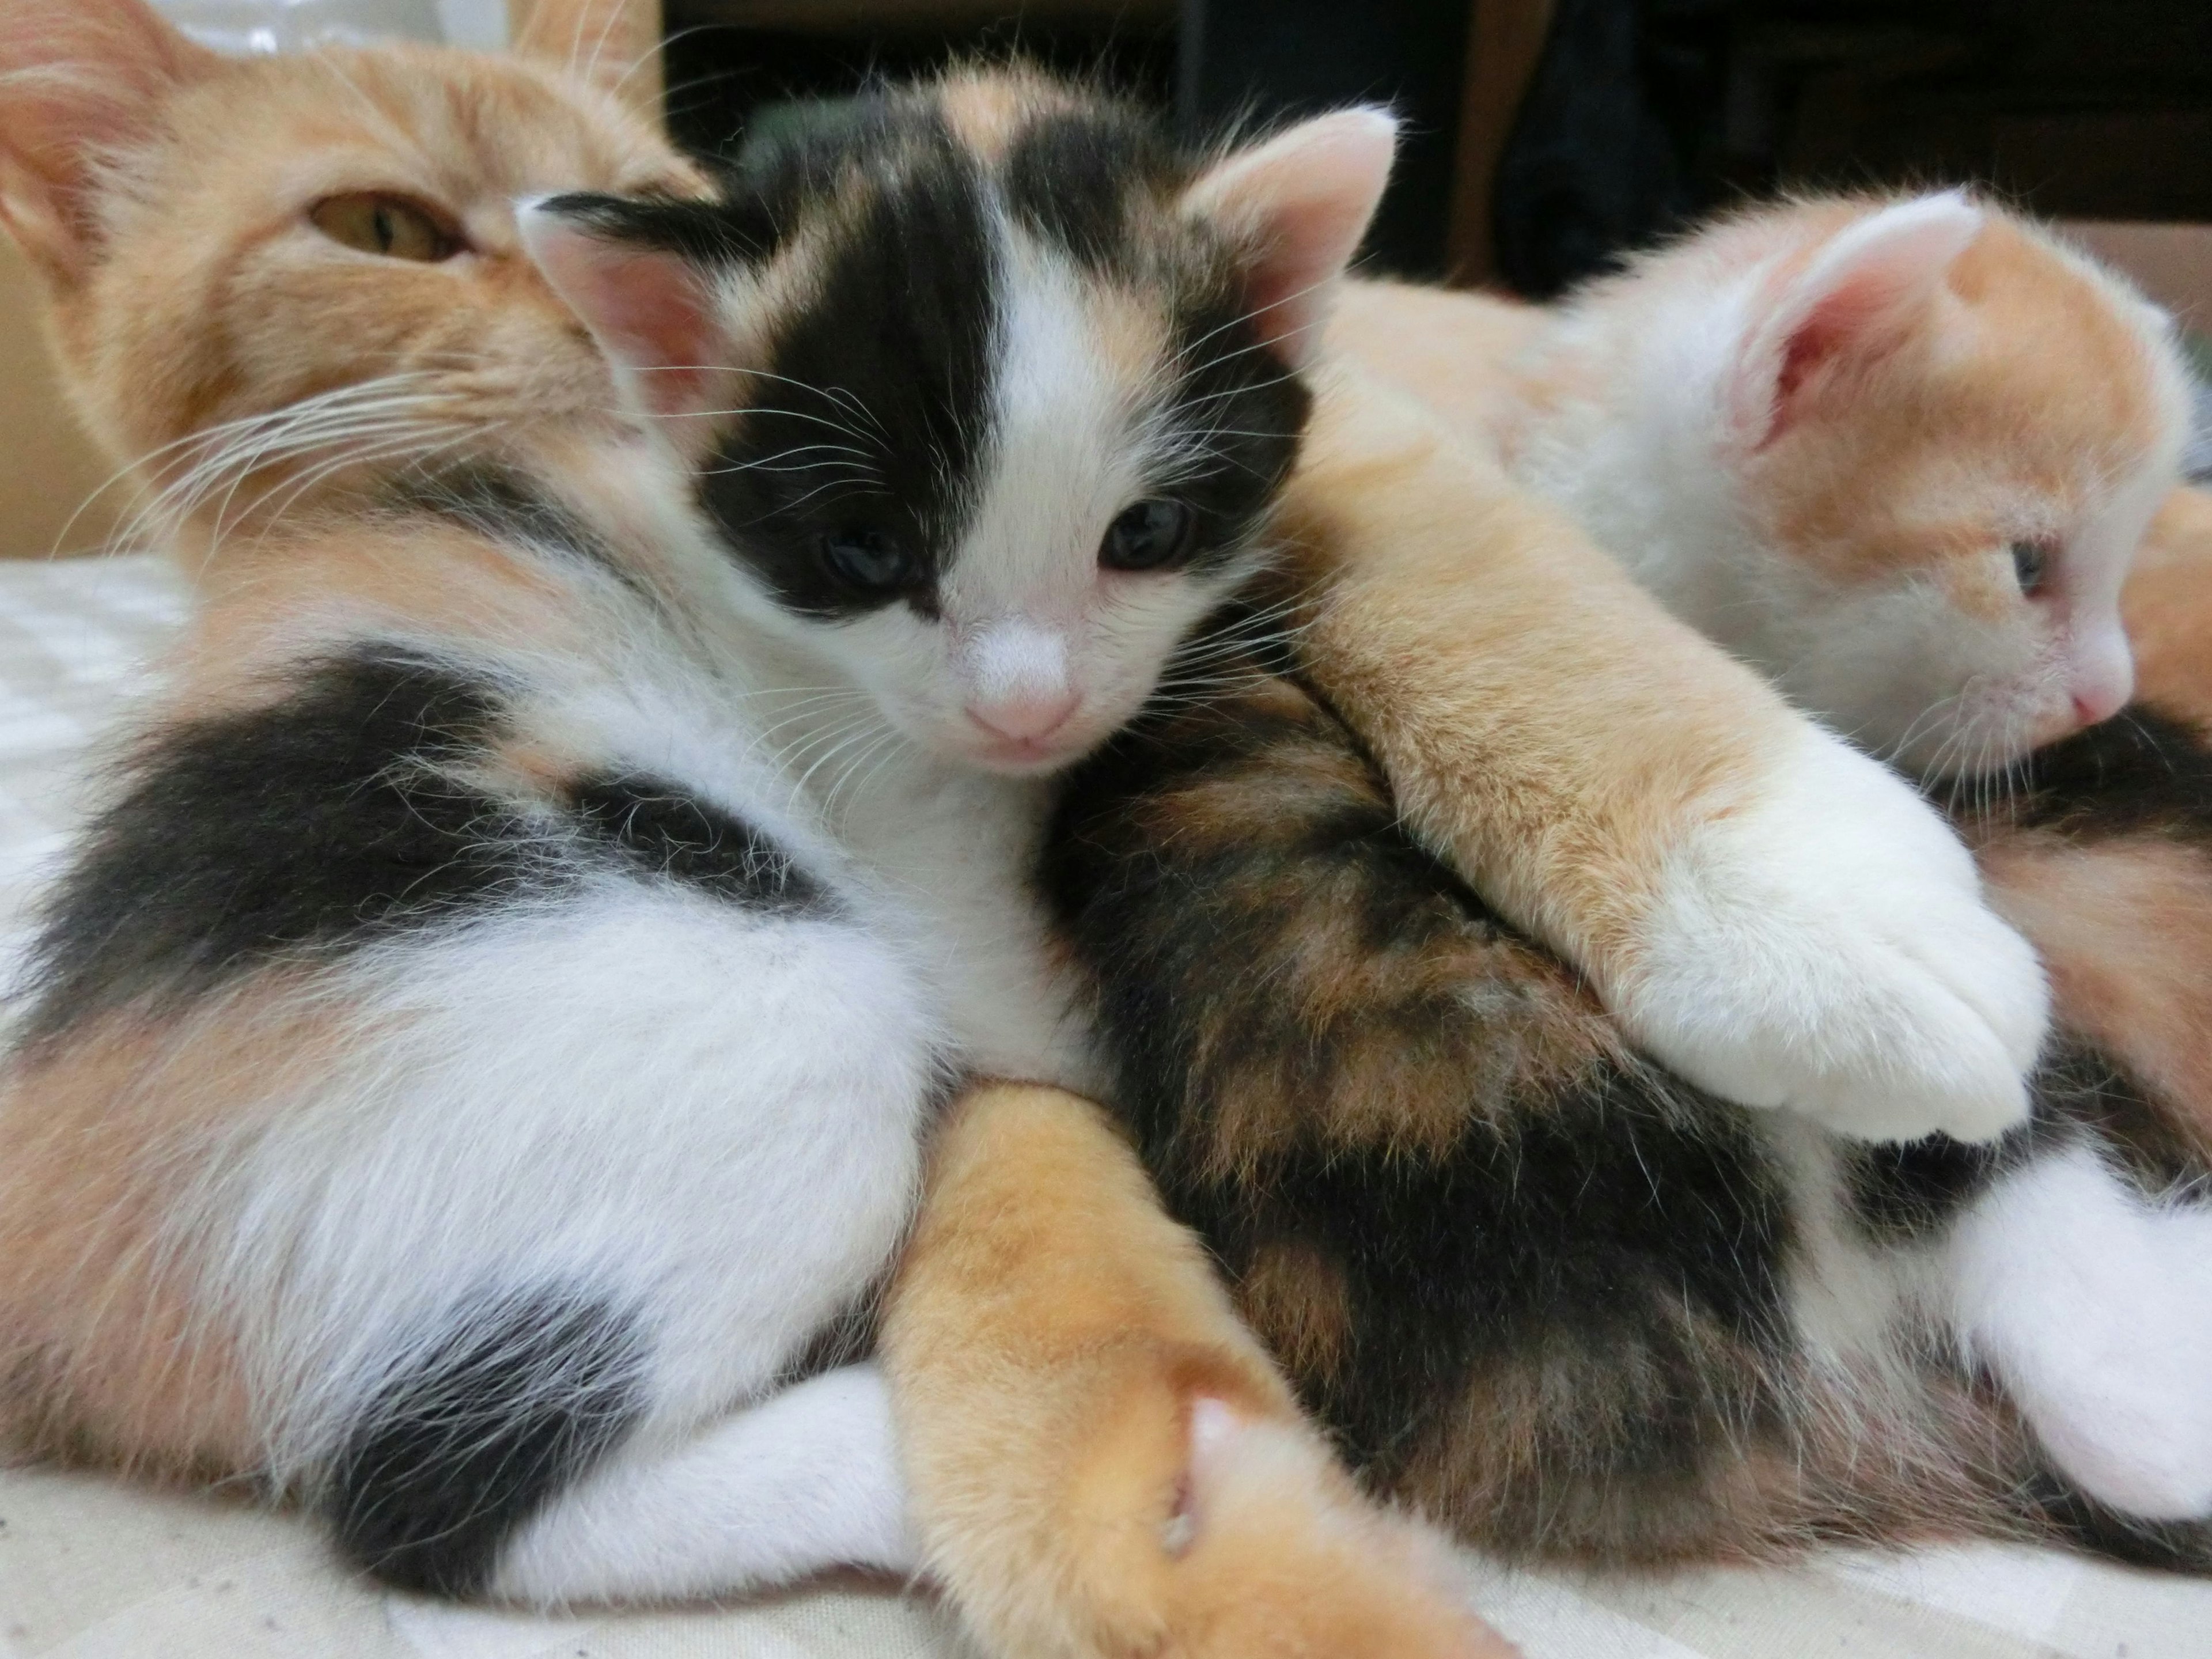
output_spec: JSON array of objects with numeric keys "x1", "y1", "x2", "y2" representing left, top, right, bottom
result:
[
  {"x1": 821, "y1": 527, "x2": 916, "y2": 591},
  {"x1": 2010, "y1": 539, "x2": 2055, "y2": 596},
  {"x1": 309, "y1": 193, "x2": 464, "y2": 262},
  {"x1": 1100, "y1": 499, "x2": 1196, "y2": 572}
]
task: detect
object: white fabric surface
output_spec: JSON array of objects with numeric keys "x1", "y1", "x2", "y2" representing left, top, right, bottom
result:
[{"x1": 0, "y1": 554, "x2": 2206, "y2": 1658}]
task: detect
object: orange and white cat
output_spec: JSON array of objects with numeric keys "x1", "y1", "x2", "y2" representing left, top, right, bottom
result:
[{"x1": 1332, "y1": 192, "x2": 2190, "y2": 778}]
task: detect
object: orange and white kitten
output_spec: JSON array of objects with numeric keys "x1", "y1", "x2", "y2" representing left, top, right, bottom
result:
[{"x1": 1335, "y1": 192, "x2": 2191, "y2": 778}]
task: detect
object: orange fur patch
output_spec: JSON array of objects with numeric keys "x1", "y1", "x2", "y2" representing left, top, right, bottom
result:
[
  {"x1": 1982, "y1": 831, "x2": 2212, "y2": 1158},
  {"x1": 2124, "y1": 487, "x2": 2212, "y2": 732},
  {"x1": 1278, "y1": 368, "x2": 1789, "y2": 985}
]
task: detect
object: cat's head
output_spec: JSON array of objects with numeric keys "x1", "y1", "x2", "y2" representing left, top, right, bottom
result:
[
  {"x1": 1554, "y1": 191, "x2": 2191, "y2": 778},
  {"x1": 0, "y1": 0, "x2": 699, "y2": 526},
  {"x1": 522, "y1": 74, "x2": 1395, "y2": 775}
]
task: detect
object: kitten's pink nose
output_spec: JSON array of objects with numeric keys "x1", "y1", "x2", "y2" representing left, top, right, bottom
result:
[
  {"x1": 967, "y1": 689, "x2": 1081, "y2": 743},
  {"x1": 2073, "y1": 684, "x2": 2126, "y2": 726}
]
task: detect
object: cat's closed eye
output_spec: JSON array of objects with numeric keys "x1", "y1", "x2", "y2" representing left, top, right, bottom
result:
[
  {"x1": 821, "y1": 527, "x2": 918, "y2": 591},
  {"x1": 2010, "y1": 538, "x2": 2055, "y2": 596},
  {"x1": 1099, "y1": 499, "x2": 1195, "y2": 571},
  {"x1": 309, "y1": 192, "x2": 464, "y2": 263}
]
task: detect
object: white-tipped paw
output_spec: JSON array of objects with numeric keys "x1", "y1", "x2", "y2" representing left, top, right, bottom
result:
[
  {"x1": 1952, "y1": 1146, "x2": 2212, "y2": 1520},
  {"x1": 1617, "y1": 728, "x2": 2047, "y2": 1142}
]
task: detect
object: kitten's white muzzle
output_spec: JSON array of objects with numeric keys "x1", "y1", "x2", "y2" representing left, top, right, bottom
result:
[{"x1": 958, "y1": 618, "x2": 1086, "y2": 764}]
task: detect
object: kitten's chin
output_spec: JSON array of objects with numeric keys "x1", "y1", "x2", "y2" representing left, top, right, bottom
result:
[{"x1": 963, "y1": 733, "x2": 1099, "y2": 777}]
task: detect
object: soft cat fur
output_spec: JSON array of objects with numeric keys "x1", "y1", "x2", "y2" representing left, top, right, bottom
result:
[
  {"x1": 0, "y1": 11, "x2": 1512, "y2": 1653},
  {"x1": 1047, "y1": 196, "x2": 2212, "y2": 1566},
  {"x1": 0, "y1": 2, "x2": 2120, "y2": 1634}
]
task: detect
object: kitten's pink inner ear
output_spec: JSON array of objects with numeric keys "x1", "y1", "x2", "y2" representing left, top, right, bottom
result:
[
  {"x1": 516, "y1": 201, "x2": 721, "y2": 419},
  {"x1": 1740, "y1": 191, "x2": 1985, "y2": 448},
  {"x1": 1183, "y1": 108, "x2": 1399, "y2": 369},
  {"x1": 0, "y1": 0, "x2": 219, "y2": 284}
]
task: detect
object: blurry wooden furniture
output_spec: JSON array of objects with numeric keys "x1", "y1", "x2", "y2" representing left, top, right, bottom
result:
[{"x1": 1446, "y1": 0, "x2": 1552, "y2": 286}]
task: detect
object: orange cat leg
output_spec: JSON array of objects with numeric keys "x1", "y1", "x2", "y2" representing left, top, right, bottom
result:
[
  {"x1": 882, "y1": 1081, "x2": 1512, "y2": 1659},
  {"x1": 1274, "y1": 366, "x2": 2047, "y2": 1146}
]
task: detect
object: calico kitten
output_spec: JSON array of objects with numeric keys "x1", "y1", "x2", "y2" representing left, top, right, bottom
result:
[
  {"x1": 1051, "y1": 194, "x2": 2212, "y2": 1567},
  {"x1": 0, "y1": 12, "x2": 1506, "y2": 1652}
]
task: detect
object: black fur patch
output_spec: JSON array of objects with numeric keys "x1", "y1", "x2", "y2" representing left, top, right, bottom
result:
[
  {"x1": 1844, "y1": 1133, "x2": 2008, "y2": 1244},
  {"x1": 569, "y1": 775, "x2": 821, "y2": 909},
  {"x1": 21, "y1": 650, "x2": 537, "y2": 1044},
  {"x1": 1152, "y1": 283, "x2": 1311, "y2": 578},
  {"x1": 698, "y1": 110, "x2": 998, "y2": 622},
  {"x1": 1842, "y1": 1038, "x2": 2208, "y2": 1245},
  {"x1": 2025, "y1": 1471, "x2": 2212, "y2": 1575},
  {"x1": 21, "y1": 647, "x2": 832, "y2": 1045},
  {"x1": 2001, "y1": 707, "x2": 2212, "y2": 838},
  {"x1": 534, "y1": 187, "x2": 779, "y2": 268},
  {"x1": 1003, "y1": 104, "x2": 1179, "y2": 273},
  {"x1": 327, "y1": 1293, "x2": 643, "y2": 1597}
]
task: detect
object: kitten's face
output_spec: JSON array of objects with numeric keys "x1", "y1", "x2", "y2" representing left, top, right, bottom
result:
[
  {"x1": 531, "y1": 80, "x2": 1392, "y2": 776},
  {"x1": 1725, "y1": 204, "x2": 2189, "y2": 777},
  {"x1": 0, "y1": 3, "x2": 699, "y2": 509}
]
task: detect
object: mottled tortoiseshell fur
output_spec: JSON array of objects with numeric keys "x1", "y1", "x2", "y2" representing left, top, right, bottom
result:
[{"x1": 1047, "y1": 615, "x2": 2212, "y2": 1571}]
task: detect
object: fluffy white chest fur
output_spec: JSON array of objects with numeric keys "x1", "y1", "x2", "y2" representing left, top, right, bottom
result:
[{"x1": 827, "y1": 751, "x2": 1098, "y2": 1091}]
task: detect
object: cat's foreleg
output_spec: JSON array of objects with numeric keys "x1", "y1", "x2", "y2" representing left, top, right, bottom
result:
[
  {"x1": 1278, "y1": 368, "x2": 2047, "y2": 1144},
  {"x1": 490, "y1": 1363, "x2": 915, "y2": 1605},
  {"x1": 884, "y1": 1081, "x2": 1513, "y2": 1659}
]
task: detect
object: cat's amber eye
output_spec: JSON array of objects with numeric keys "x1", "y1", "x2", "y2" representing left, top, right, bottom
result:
[
  {"x1": 1100, "y1": 499, "x2": 1196, "y2": 572},
  {"x1": 821, "y1": 527, "x2": 918, "y2": 592},
  {"x1": 2010, "y1": 539, "x2": 2055, "y2": 596},
  {"x1": 308, "y1": 192, "x2": 464, "y2": 263}
]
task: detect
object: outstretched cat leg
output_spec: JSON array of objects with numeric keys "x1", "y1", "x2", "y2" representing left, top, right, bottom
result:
[
  {"x1": 1949, "y1": 1139, "x2": 2212, "y2": 1521},
  {"x1": 884, "y1": 1082, "x2": 1512, "y2": 1659},
  {"x1": 491, "y1": 1364, "x2": 914, "y2": 1605},
  {"x1": 1277, "y1": 368, "x2": 2047, "y2": 1143}
]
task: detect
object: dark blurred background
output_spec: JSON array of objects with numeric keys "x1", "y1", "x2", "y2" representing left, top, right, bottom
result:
[{"x1": 658, "y1": 0, "x2": 2212, "y2": 309}]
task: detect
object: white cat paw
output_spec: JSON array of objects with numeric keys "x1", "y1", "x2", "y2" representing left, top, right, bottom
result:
[
  {"x1": 1952, "y1": 1145, "x2": 2212, "y2": 1520},
  {"x1": 1616, "y1": 726, "x2": 2047, "y2": 1142}
]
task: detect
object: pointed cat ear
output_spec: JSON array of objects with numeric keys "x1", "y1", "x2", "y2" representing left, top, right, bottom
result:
[
  {"x1": 0, "y1": 0, "x2": 220, "y2": 286},
  {"x1": 1733, "y1": 191, "x2": 1986, "y2": 448},
  {"x1": 517, "y1": 195, "x2": 730, "y2": 420},
  {"x1": 1181, "y1": 108, "x2": 1398, "y2": 368}
]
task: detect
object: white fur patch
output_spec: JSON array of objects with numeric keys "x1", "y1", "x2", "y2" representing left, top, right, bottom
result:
[
  {"x1": 176, "y1": 875, "x2": 938, "y2": 1482},
  {"x1": 1950, "y1": 1142, "x2": 2212, "y2": 1520},
  {"x1": 492, "y1": 1362, "x2": 916, "y2": 1605},
  {"x1": 1622, "y1": 721, "x2": 2047, "y2": 1141}
]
